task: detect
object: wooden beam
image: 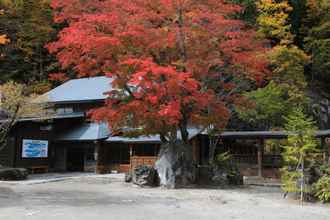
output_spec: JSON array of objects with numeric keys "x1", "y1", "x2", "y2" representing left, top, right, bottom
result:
[{"x1": 257, "y1": 139, "x2": 264, "y2": 178}]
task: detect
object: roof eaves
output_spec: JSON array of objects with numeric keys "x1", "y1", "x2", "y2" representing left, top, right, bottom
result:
[{"x1": 48, "y1": 99, "x2": 105, "y2": 105}]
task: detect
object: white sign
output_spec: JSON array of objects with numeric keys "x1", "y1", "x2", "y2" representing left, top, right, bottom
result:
[{"x1": 22, "y1": 139, "x2": 48, "y2": 158}]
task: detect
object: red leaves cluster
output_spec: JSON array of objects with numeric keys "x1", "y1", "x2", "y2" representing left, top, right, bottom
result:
[
  {"x1": 48, "y1": 0, "x2": 269, "y2": 136},
  {"x1": 91, "y1": 58, "x2": 228, "y2": 134},
  {"x1": 48, "y1": 73, "x2": 69, "y2": 82}
]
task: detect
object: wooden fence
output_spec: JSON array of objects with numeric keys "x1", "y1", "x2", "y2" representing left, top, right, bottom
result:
[{"x1": 130, "y1": 156, "x2": 158, "y2": 172}]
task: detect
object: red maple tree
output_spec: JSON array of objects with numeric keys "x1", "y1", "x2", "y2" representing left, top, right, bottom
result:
[{"x1": 48, "y1": 0, "x2": 269, "y2": 186}]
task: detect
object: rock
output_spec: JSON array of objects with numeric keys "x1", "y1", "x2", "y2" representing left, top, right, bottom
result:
[
  {"x1": 0, "y1": 167, "x2": 28, "y2": 181},
  {"x1": 125, "y1": 172, "x2": 132, "y2": 183},
  {"x1": 155, "y1": 141, "x2": 196, "y2": 189},
  {"x1": 211, "y1": 168, "x2": 229, "y2": 186},
  {"x1": 209, "y1": 164, "x2": 243, "y2": 187},
  {"x1": 132, "y1": 165, "x2": 158, "y2": 187}
]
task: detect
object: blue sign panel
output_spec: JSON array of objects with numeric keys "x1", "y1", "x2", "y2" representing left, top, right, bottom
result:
[{"x1": 22, "y1": 139, "x2": 48, "y2": 158}]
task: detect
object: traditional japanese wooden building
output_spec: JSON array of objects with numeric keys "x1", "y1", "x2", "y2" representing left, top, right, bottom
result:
[
  {"x1": 0, "y1": 77, "x2": 206, "y2": 174},
  {"x1": 0, "y1": 76, "x2": 329, "y2": 178}
]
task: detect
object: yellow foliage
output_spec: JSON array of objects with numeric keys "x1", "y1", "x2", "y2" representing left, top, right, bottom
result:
[
  {"x1": 0, "y1": 81, "x2": 50, "y2": 119},
  {"x1": 257, "y1": 0, "x2": 293, "y2": 44}
]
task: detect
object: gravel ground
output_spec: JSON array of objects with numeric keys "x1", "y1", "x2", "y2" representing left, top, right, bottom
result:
[{"x1": 0, "y1": 174, "x2": 329, "y2": 220}]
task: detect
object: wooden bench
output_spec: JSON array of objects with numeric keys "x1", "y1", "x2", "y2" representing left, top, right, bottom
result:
[{"x1": 30, "y1": 166, "x2": 48, "y2": 174}]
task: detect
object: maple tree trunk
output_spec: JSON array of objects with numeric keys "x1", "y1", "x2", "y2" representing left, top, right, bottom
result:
[{"x1": 155, "y1": 140, "x2": 196, "y2": 188}]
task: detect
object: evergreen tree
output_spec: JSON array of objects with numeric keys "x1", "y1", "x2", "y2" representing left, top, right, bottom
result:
[
  {"x1": 303, "y1": 0, "x2": 330, "y2": 83},
  {"x1": 0, "y1": 0, "x2": 58, "y2": 84}
]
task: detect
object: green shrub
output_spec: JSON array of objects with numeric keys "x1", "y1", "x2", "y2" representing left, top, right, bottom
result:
[
  {"x1": 313, "y1": 175, "x2": 330, "y2": 203},
  {"x1": 215, "y1": 151, "x2": 232, "y2": 166}
]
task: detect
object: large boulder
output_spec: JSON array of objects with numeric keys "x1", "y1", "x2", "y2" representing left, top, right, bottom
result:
[
  {"x1": 155, "y1": 141, "x2": 197, "y2": 189},
  {"x1": 0, "y1": 167, "x2": 28, "y2": 181},
  {"x1": 132, "y1": 165, "x2": 159, "y2": 187}
]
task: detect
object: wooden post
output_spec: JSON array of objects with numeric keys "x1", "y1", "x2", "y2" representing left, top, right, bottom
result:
[
  {"x1": 257, "y1": 139, "x2": 264, "y2": 178},
  {"x1": 95, "y1": 141, "x2": 106, "y2": 174},
  {"x1": 95, "y1": 141, "x2": 100, "y2": 173},
  {"x1": 323, "y1": 138, "x2": 330, "y2": 165},
  {"x1": 129, "y1": 144, "x2": 133, "y2": 172},
  {"x1": 321, "y1": 137, "x2": 327, "y2": 165},
  {"x1": 328, "y1": 139, "x2": 330, "y2": 165}
]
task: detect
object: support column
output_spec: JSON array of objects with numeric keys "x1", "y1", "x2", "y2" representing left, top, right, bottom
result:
[
  {"x1": 95, "y1": 141, "x2": 106, "y2": 174},
  {"x1": 257, "y1": 139, "x2": 264, "y2": 178},
  {"x1": 323, "y1": 138, "x2": 330, "y2": 165},
  {"x1": 321, "y1": 137, "x2": 327, "y2": 165},
  {"x1": 129, "y1": 144, "x2": 133, "y2": 171},
  {"x1": 328, "y1": 139, "x2": 330, "y2": 165}
]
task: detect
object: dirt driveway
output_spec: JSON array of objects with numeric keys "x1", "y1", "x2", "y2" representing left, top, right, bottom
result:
[{"x1": 0, "y1": 174, "x2": 329, "y2": 220}]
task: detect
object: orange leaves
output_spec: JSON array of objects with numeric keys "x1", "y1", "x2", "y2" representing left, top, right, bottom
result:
[
  {"x1": 0, "y1": 35, "x2": 9, "y2": 45},
  {"x1": 0, "y1": 35, "x2": 9, "y2": 58}
]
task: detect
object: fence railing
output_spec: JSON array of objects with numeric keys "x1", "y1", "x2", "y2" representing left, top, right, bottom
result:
[{"x1": 232, "y1": 154, "x2": 282, "y2": 167}]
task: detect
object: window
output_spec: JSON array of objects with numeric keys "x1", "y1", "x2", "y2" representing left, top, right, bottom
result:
[{"x1": 56, "y1": 107, "x2": 73, "y2": 115}]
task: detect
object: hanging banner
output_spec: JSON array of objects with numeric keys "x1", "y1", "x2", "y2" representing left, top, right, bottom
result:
[{"x1": 22, "y1": 139, "x2": 48, "y2": 158}]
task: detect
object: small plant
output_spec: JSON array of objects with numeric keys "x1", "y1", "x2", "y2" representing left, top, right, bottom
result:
[
  {"x1": 214, "y1": 151, "x2": 242, "y2": 185},
  {"x1": 313, "y1": 174, "x2": 330, "y2": 203},
  {"x1": 215, "y1": 151, "x2": 232, "y2": 167}
]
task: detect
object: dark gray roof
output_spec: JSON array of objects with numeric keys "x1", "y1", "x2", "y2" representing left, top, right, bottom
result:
[
  {"x1": 43, "y1": 76, "x2": 113, "y2": 104},
  {"x1": 314, "y1": 130, "x2": 330, "y2": 138},
  {"x1": 55, "y1": 122, "x2": 110, "y2": 141},
  {"x1": 55, "y1": 125, "x2": 203, "y2": 143},
  {"x1": 0, "y1": 112, "x2": 85, "y2": 123},
  {"x1": 219, "y1": 130, "x2": 330, "y2": 139},
  {"x1": 106, "y1": 128, "x2": 203, "y2": 143},
  {"x1": 108, "y1": 135, "x2": 161, "y2": 144},
  {"x1": 219, "y1": 131, "x2": 288, "y2": 139}
]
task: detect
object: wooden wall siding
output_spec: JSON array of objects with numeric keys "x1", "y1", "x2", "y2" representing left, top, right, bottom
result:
[
  {"x1": 130, "y1": 156, "x2": 158, "y2": 172},
  {"x1": 96, "y1": 142, "x2": 161, "y2": 173},
  {"x1": 118, "y1": 164, "x2": 130, "y2": 173},
  {"x1": 0, "y1": 137, "x2": 15, "y2": 167}
]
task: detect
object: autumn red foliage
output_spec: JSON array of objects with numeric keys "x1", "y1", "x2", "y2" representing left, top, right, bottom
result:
[{"x1": 48, "y1": 0, "x2": 269, "y2": 143}]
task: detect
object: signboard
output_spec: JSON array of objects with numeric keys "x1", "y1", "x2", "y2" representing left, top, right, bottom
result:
[{"x1": 22, "y1": 139, "x2": 48, "y2": 158}]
